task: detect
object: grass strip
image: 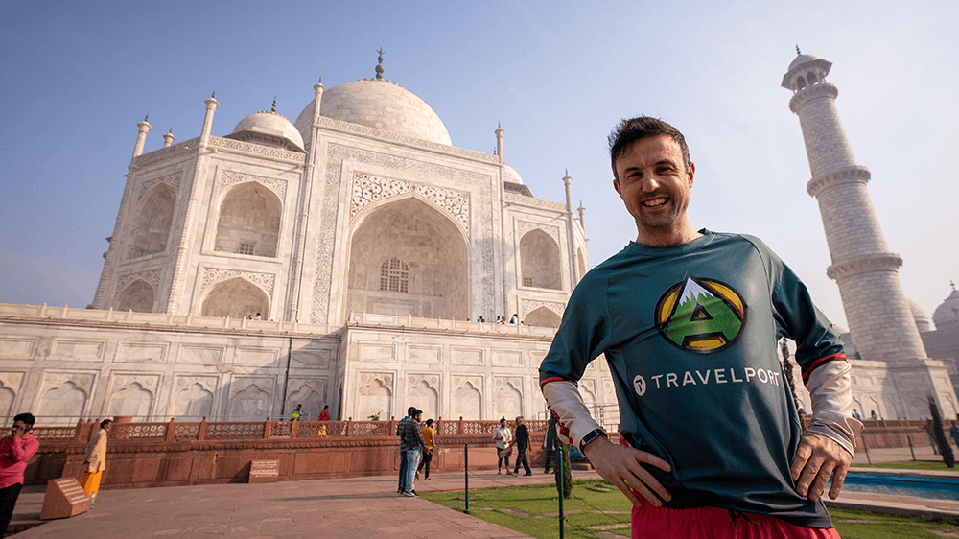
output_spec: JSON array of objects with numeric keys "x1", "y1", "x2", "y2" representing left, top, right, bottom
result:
[{"x1": 421, "y1": 480, "x2": 959, "y2": 539}]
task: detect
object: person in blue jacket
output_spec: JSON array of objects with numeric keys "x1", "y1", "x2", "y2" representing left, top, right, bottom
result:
[{"x1": 540, "y1": 117, "x2": 862, "y2": 538}]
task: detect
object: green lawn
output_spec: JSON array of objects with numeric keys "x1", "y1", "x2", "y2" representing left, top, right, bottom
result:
[
  {"x1": 421, "y1": 480, "x2": 959, "y2": 539},
  {"x1": 853, "y1": 460, "x2": 959, "y2": 472}
]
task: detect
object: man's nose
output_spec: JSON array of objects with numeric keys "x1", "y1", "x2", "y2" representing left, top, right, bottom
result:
[{"x1": 640, "y1": 174, "x2": 662, "y2": 193}]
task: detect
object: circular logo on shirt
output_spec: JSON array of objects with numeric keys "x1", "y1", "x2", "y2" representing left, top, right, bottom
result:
[
  {"x1": 654, "y1": 273, "x2": 746, "y2": 353},
  {"x1": 633, "y1": 375, "x2": 647, "y2": 396}
]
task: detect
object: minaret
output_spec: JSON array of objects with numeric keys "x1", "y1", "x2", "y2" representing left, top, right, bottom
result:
[
  {"x1": 132, "y1": 114, "x2": 152, "y2": 157},
  {"x1": 162, "y1": 128, "x2": 175, "y2": 148},
  {"x1": 783, "y1": 49, "x2": 926, "y2": 364},
  {"x1": 495, "y1": 123, "x2": 504, "y2": 163}
]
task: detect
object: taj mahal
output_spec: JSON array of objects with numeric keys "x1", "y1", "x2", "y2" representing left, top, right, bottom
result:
[{"x1": 0, "y1": 50, "x2": 957, "y2": 426}]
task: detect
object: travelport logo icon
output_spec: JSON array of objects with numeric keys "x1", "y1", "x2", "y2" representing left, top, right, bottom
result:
[{"x1": 654, "y1": 273, "x2": 746, "y2": 353}]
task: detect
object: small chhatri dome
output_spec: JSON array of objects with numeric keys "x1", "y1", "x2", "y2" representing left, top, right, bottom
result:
[
  {"x1": 908, "y1": 298, "x2": 931, "y2": 334},
  {"x1": 782, "y1": 47, "x2": 832, "y2": 92},
  {"x1": 932, "y1": 281, "x2": 959, "y2": 331},
  {"x1": 226, "y1": 100, "x2": 305, "y2": 152}
]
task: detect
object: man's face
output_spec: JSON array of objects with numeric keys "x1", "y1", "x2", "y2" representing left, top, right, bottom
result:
[
  {"x1": 613, "y1": 135, "x2": 694, "y2": 238},
  {"x1": 415, "y1": 413, "x2": 422, "y2": 422},
  {"x1": 104, "y1": 422, "x2": 113, "y2": 432},
  {"x1": 11, "y1": 421, "x2": 27, "y2": 436}
]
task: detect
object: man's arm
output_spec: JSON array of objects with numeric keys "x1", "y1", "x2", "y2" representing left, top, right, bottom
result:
[
  {"x1": 543, "y1": 381, "x2": 671, "y2": 506},
  {"x1": 755, "y1": 237, "x2": 863, "y2": 502},
  {"x1": 10, "y1": 435, "x2": 38, "y2": 462}
]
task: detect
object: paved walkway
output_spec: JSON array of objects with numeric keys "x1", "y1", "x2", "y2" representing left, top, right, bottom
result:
[{"x1": 8, "y1": 446, "x2": 959, "y2": 538}]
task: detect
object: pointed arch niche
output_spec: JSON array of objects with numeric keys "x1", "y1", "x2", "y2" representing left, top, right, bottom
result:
[
  {"x1": 521, "y1": 229, "x2": 562, "y2": 290},
  {"x1": 113, "y1": 279, "x2": 155, "y2": 313},
  {"x1": 200, "y1": 277, "x2": 269, "y2": 318},
  {"x1": 345, "y1": 196, "x2": 469, "y2": 320},
  {"x1": 525, "y1": 306, "x2": 562, "y2": 328},
  {"x1": 214, "y1": 182, "x2": 281, "y2": 258},
  {"x1": 129, "y1": 183, "x2": 175, "y2": 260}
]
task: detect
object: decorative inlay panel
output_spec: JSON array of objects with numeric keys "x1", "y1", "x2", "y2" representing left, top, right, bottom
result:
[
  {"x1": 517, "y1": 221, "x2": 561, "y2": 247},
  {"x1": 311, "y1": 144, "x2": 494, "y2": 323},
  {"x1": 137, "y1": 173, "x2": 182, "y2": 202},
  {"x1": 520, "y1": 299, "x2": 566, "y2": 318},
  {"x1": 201, "y1": 267, "x2": 275, "y2": 297},
  {"x1": 219, "y1": 170, "x2": 288, "y2": 201},
  {"x1": 115, "y1": 269, "x2": 162, "y2": 302},
  {"x1": 350, "y1": 173, "x2": 470, "y2": 236},
  {"x1": 505, "y1": 192, "x2": 567, "y2": 211},
  {"x1": 207, "y1": 135, "x2": 306, "y2": 163}
]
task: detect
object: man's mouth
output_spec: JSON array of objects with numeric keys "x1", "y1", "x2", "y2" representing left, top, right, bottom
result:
[{"x1": 642, "y1": 196, "x2": 668, "y2": 207}]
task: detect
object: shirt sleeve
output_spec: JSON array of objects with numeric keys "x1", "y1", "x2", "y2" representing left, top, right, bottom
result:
[
  {"x1": 11, "y1": 436, "x2": 38, "y2": 462},
  {"x1": 539, "y1": 270, "x2": 613, "y2": 447},
  {"x1": 748, "y1": 236, "x2": 862, "y2": 454}
]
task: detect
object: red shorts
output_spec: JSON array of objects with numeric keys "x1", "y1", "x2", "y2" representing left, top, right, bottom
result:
[{"x1": 632, "y1": 502, "x2": 841, "y2": 539}]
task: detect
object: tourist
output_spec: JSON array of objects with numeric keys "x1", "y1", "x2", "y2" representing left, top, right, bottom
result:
[
  {"x1": 509, "y1": 314, "x2": 518, "y2": 324},
  {"x1": 291, "y1": 404, "x2": 303, "y2": 421},
  {"x1": 317, "y1": 405, "x2": 330, "y2": 421},
  {"x1": 512, "y1": 416, "x2": 531, "y2": 476},
  {"x1": 82, "y1": 419, "x2": 112, "y2": 508},
  {"x1": 416, "y1": 419, "x2": 435, "y2": 480},
  {"x1": 540, "y1": 116, "x2": 861, "y2": 537},
  {"x1": 493, "y1": 418, "x2": 513, "y2": 475},
  {"x1": 478, "y1": 316, "x2": 485, "y2": 323},
  {"x1": 0, "y1": 413, "x2": 38, "y2": 536},
  {"x1": 396, "y1": 408, "x2": 427, "y2": 496}
]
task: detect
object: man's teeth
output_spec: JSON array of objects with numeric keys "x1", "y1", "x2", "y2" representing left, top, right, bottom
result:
[{"x1": 643, "y1": 198, "x2": 667, "y2": 207}]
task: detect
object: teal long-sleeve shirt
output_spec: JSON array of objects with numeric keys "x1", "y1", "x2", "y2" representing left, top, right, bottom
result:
[{"x1": 539, "y1": 230, "x2": 845, "y2": 528}]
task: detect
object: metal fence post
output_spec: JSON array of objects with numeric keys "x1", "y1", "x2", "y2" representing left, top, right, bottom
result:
[
  {"x1": 558, "y1": 445, "x2": 565, "y2": 539},
  {"x1": 464, "y1": 443, "x2": 470, "y2": 514}
]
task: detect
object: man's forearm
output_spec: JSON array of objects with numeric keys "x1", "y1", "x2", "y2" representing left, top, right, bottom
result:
[
  {"x1": 542, "y1": 380, "x2": 602, "y2": 448},
  {"x1": 805, "y1": 361, "x2": 863, "y2": 455}
]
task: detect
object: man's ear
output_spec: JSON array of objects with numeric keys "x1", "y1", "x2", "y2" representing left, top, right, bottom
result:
[
  {"x1": 613, "y1": 179, "x2": 621, "y2": 194},
  {"x1": 688, "y1": 162, "x2": 695, "y2": 187}
]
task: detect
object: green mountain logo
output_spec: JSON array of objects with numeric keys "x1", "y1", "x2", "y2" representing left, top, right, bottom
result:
[{"x1": 654, "y1": 274, "x2": 746, "y2": 353}]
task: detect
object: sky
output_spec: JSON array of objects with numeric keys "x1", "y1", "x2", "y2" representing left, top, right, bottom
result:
[{"x1": 1, "y1": 1, "x2": 957, "y2": 330}]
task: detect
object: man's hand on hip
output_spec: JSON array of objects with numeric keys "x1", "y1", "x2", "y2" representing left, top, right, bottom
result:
[
  {"x1": 582, "y1": 437, "x2": 671, "y2": 507},
  {"x1": 790, "y1": 432, "x2": 852, "y2": 502}
]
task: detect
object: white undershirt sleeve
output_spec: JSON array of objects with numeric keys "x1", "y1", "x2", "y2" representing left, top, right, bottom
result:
[
  {"x1": 542, "y1": 380, "x2": 602, "y2": 448},
  {"x1": 804, "y1": 361, "x2": 863, "y2": 455}
]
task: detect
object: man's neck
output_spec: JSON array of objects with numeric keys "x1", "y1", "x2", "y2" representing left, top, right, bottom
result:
[{"x1": 635, "y1": 223, "x2": 702, "y2": 247}]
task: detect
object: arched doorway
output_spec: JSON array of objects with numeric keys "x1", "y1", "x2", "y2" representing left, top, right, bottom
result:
[
  {"x1": 215, "y1": 182, "x2": 281, "y2": 258},
  {"x1": 346, "y1": 197, "x2": 469, "y2": 320},
  {"x1": 114, "y1": 279, "x2": 155, "y2": 313},
  {"x1": 200, "y1": 277, "x2": 269, "y2": 318},
  {"x1": 525, "y1": 306, "x2": 562, "y2": 328},
  {"x1": 129, "y1": 184, "x2": 175, "y2": 259},
  {"x1": 521, "y1": 229, "x2": 562, "y2": 290}
]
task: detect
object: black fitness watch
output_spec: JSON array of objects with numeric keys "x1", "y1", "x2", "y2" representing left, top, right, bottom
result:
[{"x1": 579, "y1": 428, "x2": 608, "y2": 452}]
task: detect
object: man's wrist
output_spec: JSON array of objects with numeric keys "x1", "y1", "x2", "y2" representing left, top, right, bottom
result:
[{"x1": 579, "y1": 429, "x2": 608, "y2": 452}]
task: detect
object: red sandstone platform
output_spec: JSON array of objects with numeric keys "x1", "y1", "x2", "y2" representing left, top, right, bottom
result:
[{"x1": 8, "y1": 448, "x2": 959, "y2": 538}]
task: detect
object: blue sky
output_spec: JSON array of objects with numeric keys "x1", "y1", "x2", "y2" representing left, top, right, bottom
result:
[{"x1": 1, "y1": 1, "x2": 957, "y2": 329}]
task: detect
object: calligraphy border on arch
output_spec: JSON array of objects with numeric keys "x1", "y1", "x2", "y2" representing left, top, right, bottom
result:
[
  {"x1": 520, "y1": 299, "x2": 566, "y2": 319},
  {"x1": 517, "y1": 221, "x2": 561, "y2": 247},
  {"x1": 219, "y1": 170, "x2": 288, "y2": 201},
  {"x1": 350, "y1": 172, "x2": 470, "y2": 238},
  {"x1": 137, "y1": 173, "x2": 182, "y2": 202},
  {"x1": 311, "y1": 144, "x2": 493, "y2": 324},
  {"x1": 200, "y1": 267, "x2": 276, "y2": 297},
  {"x1": 114, "y1": 268, "x2": 163, "y2": 304}
]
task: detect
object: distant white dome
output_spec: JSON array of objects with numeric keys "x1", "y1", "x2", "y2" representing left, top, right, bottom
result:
[
  {"x1": 933, "y1": 286, "x2": 959, "y2": 331},
  {"x1": 228, "y1": 110, "x2": 304, "y2": 152},
  {"x1": 295, "y1": 79, "x2": 451, "y2": 147},
  {"x1": 502, "y1": 164, "x2": 524, "y2": 185}
]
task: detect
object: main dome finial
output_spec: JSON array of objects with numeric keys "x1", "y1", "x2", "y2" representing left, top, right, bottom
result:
[
  {"x1": 375, "y1": 47, "x2": 385, "y2": 81},
  {"x1": 795, "y1": 45, "x2": 801, "y2": 56}
]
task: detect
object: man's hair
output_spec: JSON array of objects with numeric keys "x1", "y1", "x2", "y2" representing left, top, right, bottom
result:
[
  {"x1": 408, "y1": 407, "x2": 418, "y2": 416},
  {"x1": 608, "y1": 116, "x2": 691, "y2": 180},
  {"x1": 515, "y1": 416, "x2": 524, "y2": 422},
  {"x1": 100, "y1": 419, "x2": 113, "y2": 429},
  {"x1": 500, "y1": 418, "x2": 506, "y2": 424},
  {"x1": 426, "y1": 419, "x2": 433, "y2": 426},
  {"x1": 13, "y1": 412, "x2": 35, "y2": 427}
]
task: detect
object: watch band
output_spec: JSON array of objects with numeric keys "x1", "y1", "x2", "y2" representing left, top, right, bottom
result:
[{"x1": 579, "y1": 428, "x2": 608, "y2": 452}]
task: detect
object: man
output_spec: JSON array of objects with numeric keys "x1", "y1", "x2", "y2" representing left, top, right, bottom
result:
[
  {"x1": 416, "y1": 419, "x2": 435, "y2": 480},
  {"x1": 0, "y1": 413, "x2": 39, "y2": 536},
  {"x1": 543, "y1": 414, "x2": 558, "y2": 474},
  {"x1": 82, "y1": 419, "x2": 112, "y2": 508},
  {"x1": 396, "y1": 407, "x2": 428, "y2": 497},
  {"x1": 291, "y1": 404, "x2": 303, "y2": 421},
  {"x1": 512, "y1": 416, "x2": 532, "y2": 476},
  {"x1": 539, "y1": 117, "x2": 861, "y2": 537},
  {"x1": 493, "y1": 418, "x2": 513, "y2": 475}
]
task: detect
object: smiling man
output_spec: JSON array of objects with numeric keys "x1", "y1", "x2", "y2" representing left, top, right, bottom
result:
[{"x1": 539, "y1": 117, "x2": 862, "y2": 538}]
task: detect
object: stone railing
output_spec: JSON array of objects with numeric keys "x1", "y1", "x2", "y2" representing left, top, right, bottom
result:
[{"x1": 347, "y1": 312, "x2": 557, "y2": 338}]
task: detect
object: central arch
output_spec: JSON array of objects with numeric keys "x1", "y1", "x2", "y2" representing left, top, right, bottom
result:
[{"x1": 345, "y1": 196, "x2": 469, "y2": 320}]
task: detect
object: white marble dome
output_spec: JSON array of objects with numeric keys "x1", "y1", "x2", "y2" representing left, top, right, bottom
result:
[
  {"x1": 502, "y1": 164, "x2": 525, "y2": 185},
  {"x1": 295, "y1": 80, "x2": 452, "y2": 147},
  {"x1": 933, "y1": 287, "x2": 959, "y2": 331},
  {"x1": 229, "y1": 110, "x2": 305, "y2": 151},
  {"x1": 909, "y1": 299, "x2": 931, "y2": 333}
]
